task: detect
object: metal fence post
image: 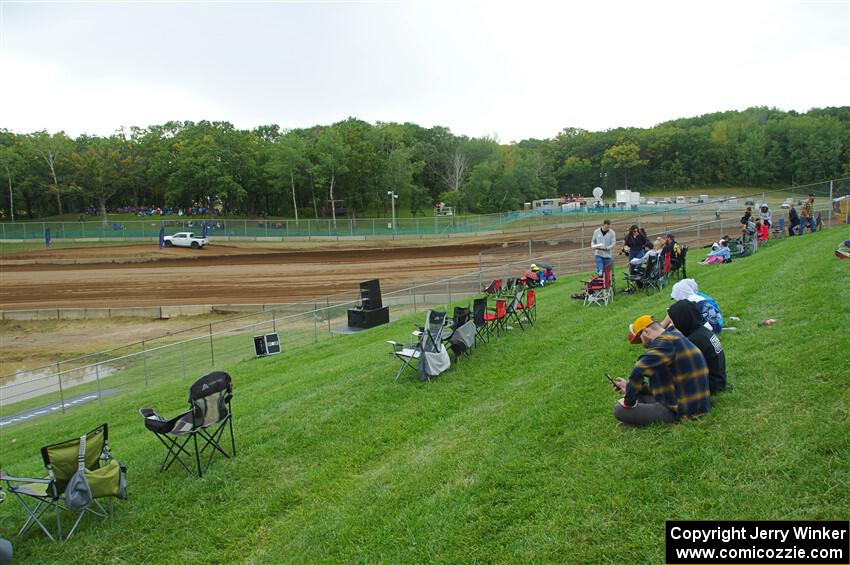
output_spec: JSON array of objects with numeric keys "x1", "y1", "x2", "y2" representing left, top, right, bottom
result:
[
  {"x1": 56, "y1": 362, "x2": 65, "y2": 413},
  {"x1": 696, "y1": 207, "x2": 701, "y2": 246},
  {"x1": 828, "y1": 179, "x2": 833, "y2": 227},
  {"x1": 272, "y1": 310, "x2": 277, "y2": 332},
  {"x1": 412, "y1": 286, "x2": 417, "y2": 312},
  {"x1": 326, "y1": 297, "x2": 332, "y2": 335},
  {"x1": 181, "y1": 340, "x2": 187, "y2": 380},
  {"x1": 95, "y1": 364, "x2": 103, "y2": 404},
  {"x1": 580, "y1": 221, "x2": 585, "y2": 271},
  {"x1": 142, "y1": 340, "x2": 149, "y2": 386},
  {"x1": 313, "y1": 306, "x2": 319, "y2": 342},
  {"x1": 478, "y1": 253, "x2": 483, "y2": 290},
  {"x1": 209, "y1": 324, "x2": 215, "y2": 369}
]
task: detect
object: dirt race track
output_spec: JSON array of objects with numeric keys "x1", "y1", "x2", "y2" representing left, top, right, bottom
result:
[{"x1": 0, "y1": 241, "x2": 513, "y2": 309}]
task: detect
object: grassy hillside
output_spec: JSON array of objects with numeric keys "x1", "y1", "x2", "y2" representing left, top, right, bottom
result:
[{"x1": 1, "y1": 229, "x2": 848, "y2": 563}]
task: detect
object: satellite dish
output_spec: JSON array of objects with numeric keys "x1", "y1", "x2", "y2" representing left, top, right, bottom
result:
[{"x1": 592, "y1": 187, "x2": 604, "y2": 199}]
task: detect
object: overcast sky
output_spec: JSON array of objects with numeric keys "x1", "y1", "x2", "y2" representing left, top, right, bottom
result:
[{"x1": 1, "y1": 0, "x2": 848, "y2": 142}]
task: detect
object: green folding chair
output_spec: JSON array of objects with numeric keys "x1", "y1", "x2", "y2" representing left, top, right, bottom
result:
[{"x1": 0, "y1": 423, "x2": 126, "y2": 541}]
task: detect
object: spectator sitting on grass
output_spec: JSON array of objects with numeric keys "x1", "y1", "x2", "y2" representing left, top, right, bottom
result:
[
  {"x1": 754, "y1": 218, "x2": 769, "y2": 242},
  {"x1": 700, "y1": 240, "x2": 731, "y2": 264},
  {"x1": 665, "y1": 300, "x2": 727, "y2": 394},
  {"x1": 759, "y1": 205, "x2": 772, "y2": 228},
  {"x1": 610, "y1": 315, "x2": 711, "y2": 427},
  {"x1": 662, "y1": 279, "x2": 724, "y2": 334},
  {"x1": 711, "y1": 236, "x2": 731, "y2": 251}
]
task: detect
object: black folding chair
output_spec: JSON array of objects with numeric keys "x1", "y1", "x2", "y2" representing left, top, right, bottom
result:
[
  {"x1": 446, "y1": 306, "x2": 474, "y2": 360},
  {"x1": 472, "y1": 297, "x2": 490, "y2": 344},
  {"x1": 139, "y1": 371, "x2": 235, "y2": 478}
]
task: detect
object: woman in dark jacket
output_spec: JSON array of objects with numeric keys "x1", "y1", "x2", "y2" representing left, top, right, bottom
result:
[{"x1": 623, "y1": 225, "x2": 649, "y2": 262}]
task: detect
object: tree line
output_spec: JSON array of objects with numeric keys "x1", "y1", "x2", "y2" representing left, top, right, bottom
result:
[{"x1": 1, "y1": 106, "x2": 848, "y2": 223}]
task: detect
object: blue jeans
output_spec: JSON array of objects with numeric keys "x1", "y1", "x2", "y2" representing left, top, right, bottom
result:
[
  {"x1": 799, "y1": 217, "x2": 816, "y2": 234},
  {"x1": 594, "y1": 255, "x2": 611, "y2": 275}
]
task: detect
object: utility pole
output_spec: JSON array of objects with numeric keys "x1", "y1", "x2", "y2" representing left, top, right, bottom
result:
[{"x1": 387, "y1": 190, "x2": 398, "y2": 233}]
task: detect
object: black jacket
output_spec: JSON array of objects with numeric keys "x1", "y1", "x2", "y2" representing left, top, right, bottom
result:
[
  {"x1": 788, "y1": 207, "x2": 800, "y2": 223},
  {"x1": 667, "y1": 299, "x2": 727, "y2": 394},
  {"x1": 625, "y1": 232, "x2": 649, "y2": 251},
  {"x1": 740, "y1": 212, "x2": 751, "y2": 225}
]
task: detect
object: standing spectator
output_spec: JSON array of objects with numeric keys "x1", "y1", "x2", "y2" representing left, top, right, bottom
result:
[
  {"x1": 799, "y1": 194, "x2": 816, "y2": 235},
  {"x1": 740, "y1": 207, "x2": 753, "y2": 227},
  {"x1": 624, "y1": 224, "x2": 648, "y2": 262},
  {"x1": 759, "y1": 205, "x2": 772, "y2": 228},
  {"x1": 590, "y1": 219, "x2": 616, "y2": 276},
  {"x1": 787, "y1": 203, "x2": 800, "y2": 236},
  {"x1": 610, "y1": 315, "x2": 711, "y2": 426}
]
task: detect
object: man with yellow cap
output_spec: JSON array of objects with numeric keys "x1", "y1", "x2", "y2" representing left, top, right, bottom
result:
[{"x1": 611, "y1": 314, "x2": 711, "y2": 426}]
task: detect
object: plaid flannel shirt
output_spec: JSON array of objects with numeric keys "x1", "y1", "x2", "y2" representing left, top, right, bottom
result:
[{"x1": 625, "y1": 328, "x2": 711, "y2": 418}]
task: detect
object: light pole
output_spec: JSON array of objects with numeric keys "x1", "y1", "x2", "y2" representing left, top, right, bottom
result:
[{"x1": 387, "y1": 190, "x2": 398, "y2": 233}]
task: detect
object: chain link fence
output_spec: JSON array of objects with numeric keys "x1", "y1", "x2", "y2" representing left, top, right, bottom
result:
[
  {"x1": 6, "y1": 177, "x2": 844, "y2": 243},
  {"x1": 2, "y1": 179, "x2": 848, "y2": 425}
]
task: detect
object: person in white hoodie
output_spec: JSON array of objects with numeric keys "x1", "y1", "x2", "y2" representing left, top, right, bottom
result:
[
  {"x1": 661, "y1": 279, "x2": 724, "y2": 334},
  {"x1": 590, "y1": 219, "x2": 616, "y2": 276}
]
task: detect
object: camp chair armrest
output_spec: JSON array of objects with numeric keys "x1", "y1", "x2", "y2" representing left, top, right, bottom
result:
[
  {"x1": 386, "y1": 340, "x2": 403, "y2": 351},
  {"x1": 0, "y1": 473, "x2": 51, "y2": 484}
]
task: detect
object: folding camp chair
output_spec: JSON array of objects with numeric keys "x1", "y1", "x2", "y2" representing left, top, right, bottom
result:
[
  {"x1": 387, "y1": 310, "x2": 450, "y2": 382},
  {"x1": 505, "y1": 290, "x2": 529, "y2": 330},
  {"x1": 584, "y1": 264, "x2": 613, "y2": 306},
  {"x1": 482, "y1": 279, "x2": 502, "y2": 295},
  {"x1": 472, "y1": 297, "x2": 490, "y2": 344},
  {"x1": 772, "y1": 217, "x2": 786, "y2": 239},
  {"x1": 728, "y1": 236, "x2": 753, "y2": 258},
  {"x1": 499, "y1": 277, "x2": 516, "y2": 297},
  {"x1": 1, "y1": 423, "x2": 125, "y2": 541},
  {"x1": 671, "y1": 245, "x2": 688, "y2": 281},
  {"x1": 515, "y1": 289, "x2": 537, "y2": 325},
  {"x1": 484, "y1": 298, "x2": 507, "y2": 336},
  {"x1": 445, "y1": 307, "x2": 475, "y2": 361},
  {"x1": 140, "y1": 371, "x2": 235, "y2": 478}
]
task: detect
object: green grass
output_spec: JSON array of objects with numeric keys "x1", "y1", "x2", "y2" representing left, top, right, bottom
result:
[{"x1": 0, "y1": 229, "x2": 848, "y2": 563}]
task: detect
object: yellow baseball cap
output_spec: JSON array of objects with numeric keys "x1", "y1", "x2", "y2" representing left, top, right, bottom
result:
[{"x1": 628, "y1": 315, "x2": 654, "y2": 344}]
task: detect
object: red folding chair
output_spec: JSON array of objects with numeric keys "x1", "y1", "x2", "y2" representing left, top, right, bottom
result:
[
  {"x1": 484, "y1": 299, "x2": 507, "y2": 336},
  {"x1": 515, "y1": 289, "x2": 536, "y2": 325},
  {"x1": 584, "y1": 264, "x2": 613, "y2": 306}
]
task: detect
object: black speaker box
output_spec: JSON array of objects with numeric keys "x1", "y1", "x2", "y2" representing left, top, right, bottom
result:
[
  {"x1": 347, "y1": 306, "x2": 389, "y2": 329},
  {"x1": 360, "y1": 279, "x2": 383, "y2": 310}
]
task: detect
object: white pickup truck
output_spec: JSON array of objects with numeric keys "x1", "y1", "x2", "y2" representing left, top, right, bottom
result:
[{"x1": 163, "y1": 232, "x2": 208, "y2": 249}]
